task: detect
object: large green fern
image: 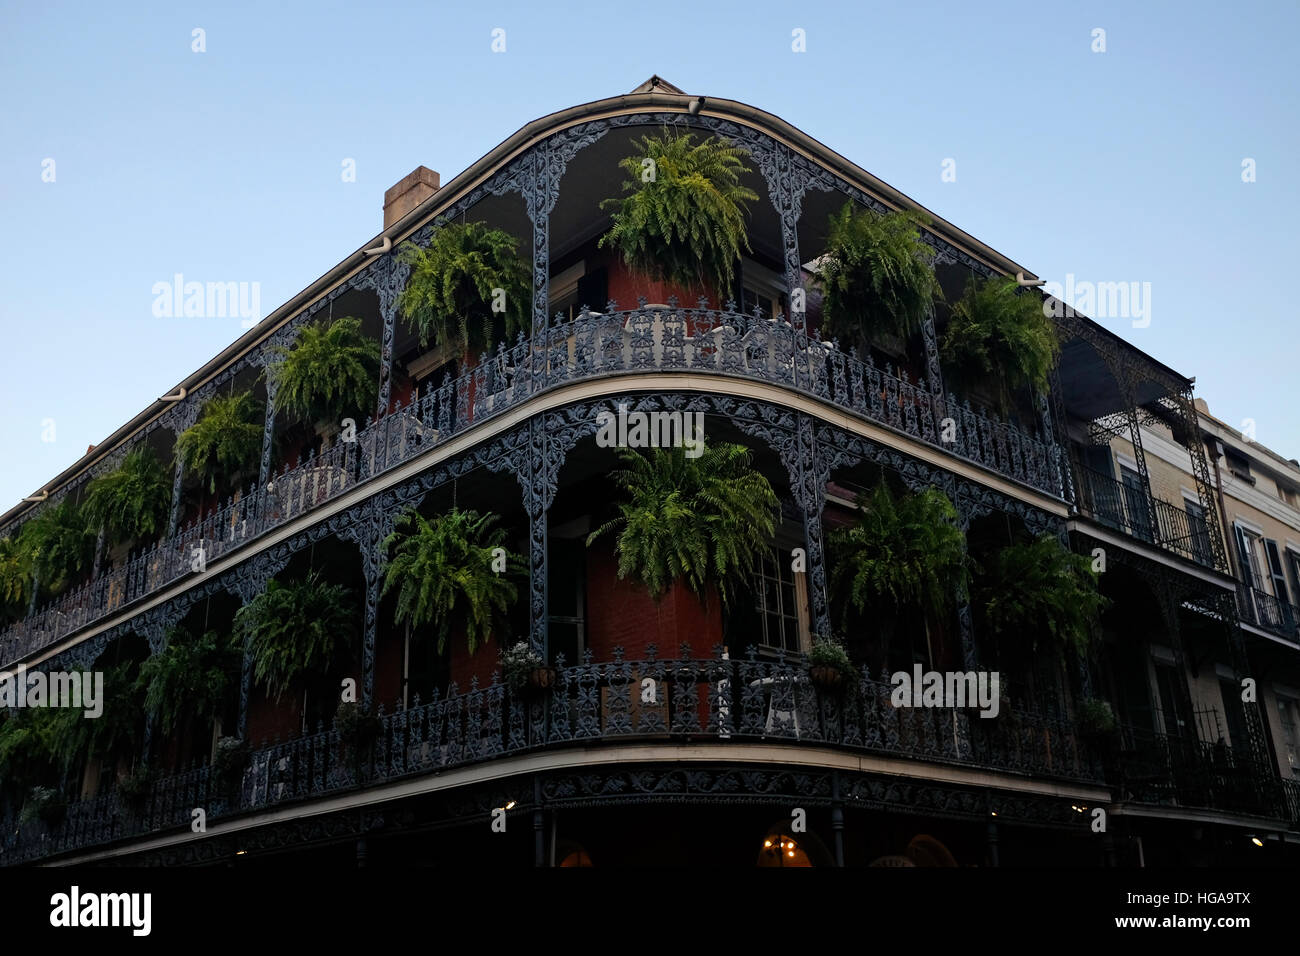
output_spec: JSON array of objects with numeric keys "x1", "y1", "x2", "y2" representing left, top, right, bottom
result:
[
  {"x1": 599, "y1": 129, "x2": 758, "y2": 298},
  {"x1": 174, "y1": 391, "x2": 264, "y2": 495},
  {"x1": 82, "y1": 447, "x2": 172, "y2": 548},
  {"x1": 17, "y1": 500, "x2": 95, "y2": 599},
  {"x1": 816, "y1": 202, "x2": 941, "y2": 349},
  {"x1": 0, "y1": 708, "x2": 60, "y2": 797},
  {"x1": 587, "y1": 444, "x2": 778, "y2": 606},
  {"x1": 972, "y1": 535, "x2": 1109, "y2": 657},
  {"x1": 43, "y1": 660, "x2": 144, "y2": 769},
  {"x1": 382, "y1": 508, "x2": 522, "y2": 656},
  {"x1": 940, "y1": 275, "x2": 1060, "y2": 413},
  {"x1": 828, "y1": 483, "x2": 967, "y2": 627},
  {"x1": 235, "y1": 572, "x2": 357, "y2": 701},
  {"x1": 0, "y1": 536, "x2": 32, "y2": 621},
  {"x1": 268, "y1": 315, "x2": 380, "y2": 426},
  {"x1": 139, "y1": 626, "x2": 240, "y2": 734},
  {"x1": 397, "y1": 222, "x2": 531, "y2": 355}
]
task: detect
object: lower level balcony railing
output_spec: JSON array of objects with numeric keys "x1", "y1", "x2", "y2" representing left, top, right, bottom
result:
[
  {"x1": 0, "y1": 304, "x2": 1061, "y2": 671},
  {"x1": 1236, "y1": 585, "x2": 1300, "y2": 643},
  {"x1": 1109, "y1": 725, "x2": 1280, "y2": 818},
  {"x1": 0, "y1": 652, "x2": 1101, "y2": 865}
]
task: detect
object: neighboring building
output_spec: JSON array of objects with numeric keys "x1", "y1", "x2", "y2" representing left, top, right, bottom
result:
[
  {"x1": 0, "y1": 77, "x2": 1294, "y2": 867},
  {"x1": 1197, "y1": 404, "x2": 1300, "y2": 782}
]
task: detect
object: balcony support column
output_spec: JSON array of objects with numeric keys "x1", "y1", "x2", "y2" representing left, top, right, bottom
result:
[
  {"x1": 951, "y1": 495, "x2": 980, "y2": 674},
  {"x1": 1047, "y1": 368, "x2": 1076, "y2": 507},
  {"x1": 787, "y1": 414, "x2": 830, "y2": 638},
  {"x1": 372, "y1": 253, "x2": 411, "y2": 420},
  {"x1": 258, "y1": 371, "x2": 277, "y2": 489},
  {"x1": 1116, "y1": 381, "x2": 1162, "y2": 547},
  {"x1": 168, "y1": 457, "x2": 186, "y2": 538},
  {"x1": 92, "y1": 524, "x2": 107, "y2": 579},
  {"x1": 165, "y1": 398, "x2": 200, "y2": 538},
  {"x1": 337, "y1": 497, "x2": 405, "y2": 712},
  {"x1": 921, "y1": 304, "x2": 947, "y2": 439},
  {"x1": 533, "y1": 776, "x2": 546, "y2": 867},
  {"x1": 831, "y1": 770, "x2": 845, "y2": 866},
  {"x1": 986, "y1": 819, "x2": 1000, "y2": 867}
]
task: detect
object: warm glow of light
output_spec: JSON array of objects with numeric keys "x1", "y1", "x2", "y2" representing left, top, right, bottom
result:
[
  {"x1": 787, "y1": 851, "x2": 795, "y2": 857},
  {"x1": 764, "y1": 840, "x2": 772, "y2": 848},
  {"x1": 505, "y1": 801, "x2": 516, "y2": 810},
  {"x1": 1251, "y1": 837, "x2": 1264, "y2": 847}
]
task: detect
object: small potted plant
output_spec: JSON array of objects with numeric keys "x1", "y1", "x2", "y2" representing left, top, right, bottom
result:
[
  {"x1": 334, "y1": 701, "x2": 383, "y2": 748},
  {"x1": 502, "y1": 641, "x2": 554, "y2": 697},
  {"x1": 1078, "y1": 697, "x2": 1119, "y2": 741},
  {"x1": 116, "y1": 765, "x2": 153, "y2": 815},
  {"x1": 808, "y1": 637, "x2": 856, "y2": 694},
  {"x1": 211, "y1": 736, "x2": 250, "y2": 795},
  {"x1": 20, "y1": 786, "x2": 66, "y2": 828}
]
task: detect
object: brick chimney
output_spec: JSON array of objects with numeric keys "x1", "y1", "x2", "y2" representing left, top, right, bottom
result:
[{"x1": 383, "y1": 166, "x2": 439, "y2": 230}]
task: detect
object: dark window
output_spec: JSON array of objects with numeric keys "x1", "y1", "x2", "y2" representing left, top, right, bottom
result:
[
  {"x1": 1153, "y1": 661, "x2": 1189, "y2": 739},
  {"x1": 1225, "y1": 449, "x2": 1254, "y2": 484},
  {"x1": 1184, "y1": 500, "x2": 1210, "y2": 565},
  {"x1": 754, "y1": 548, "x2": 802, "y2": 655},
  {"x1": 547, "y1": 538, "x2": 586, "y2": 667},
  {"x1": 1219, "y1": 678, "x2": 1249, "y2": 752},
  {"x1": 1120, "y1": 465, "x2": 1153, "y2": 542},
  {"x1": 575, "y1": 267, "x2": 608, "y2": 314}
]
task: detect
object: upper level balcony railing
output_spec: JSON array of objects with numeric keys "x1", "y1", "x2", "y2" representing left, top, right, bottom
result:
[
  {"x1": 0, "y1": 651, "x2": 1101, "y2": 865},
  {"x1": 1236, "y1": 585, "x2": 1300, "y2": 644},
  {"x1": 1073, "y1": 464, "x2": 1219, "y2": 570},
  {"x1": 0, "y1": 304, "x2": 1060, "y2": 669}
]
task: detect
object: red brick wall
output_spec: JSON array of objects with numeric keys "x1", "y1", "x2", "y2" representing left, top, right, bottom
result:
[
  {"x1": 448, "y1": 627, "x2": 501, "y2": 692},
  {"x1": 246, "y1": 685, "x2": 302, "y2": 745},
  {"x1": 602, "y1": 254, "x2": 723, "y2": 313},
  {"x1": 373, "y1": 626, "x2": 405, "y2": 711},
  {"x1": 585, "y1": 540, "x2": 723, "y2": 661}
]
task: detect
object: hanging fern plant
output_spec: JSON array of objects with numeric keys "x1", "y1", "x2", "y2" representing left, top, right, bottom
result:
[
  {"x1": 17, "y1": 500, "x2": 95, "y2": 599},
  {"x1": 0, "y1": 708, "x2": 60, "y2": 799},
  {"x1": 267, "y1": 315, "x2": 381, "y2": 428},
  {"x1": 599, "y1": 128, "x2": 758, "y2": 298},
  {"x1": 82, "y1": 447, "x2": 172, "y2": 548},
  {"x1": 0, "y1": 536, "x2": 33, "y2": 621},
  {"x1": 940, "y1": 275, "x2": 1060, "y2": 414},
  {"x1": 816, "y1": 202, "x2": 941, "y2": 350},
  {"x1": 586, "y1": 444, "x2": 778, "y2": 607},
  {"x1": 44, "y1": 659, "x2": 144, "y2": 769},
  {"x1": 828, "y1": 482, "x2": 967, "y2": 627},
  {"x1": 382, "y1": 508, "x2": 523, "y2": 656},
  {"x1": 397, "y1": 221, "x2": 531, "y2": 357},
  {"x1": 139, "y1": 626, "x2": 241, "y2": 734},
  {"x1": 235, "y1": 572, "x2": 358, "y2": 701},
  {"x1": 972, "y1": 535, "x2": 1109, "y2": 657},
  {"x1": 175, "y1": 391, "x2": 264, "y2": 494}
]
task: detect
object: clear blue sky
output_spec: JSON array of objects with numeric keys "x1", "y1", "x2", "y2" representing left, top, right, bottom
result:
[{"x1": 2, "y1": 0, "x2": 1296, "y2": 511}]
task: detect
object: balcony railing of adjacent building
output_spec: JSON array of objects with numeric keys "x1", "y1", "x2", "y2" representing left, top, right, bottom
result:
[
  {"x1": 1073, "y1": 465, "x2": 1219, "y2": 570},
  {"x1": 1110, "y1": 725, "x2": 1280, "y2": 819},
  {"x1": 0, "y1": 304, "x2": 1062, "y2": 670},
  {"x1": 1283, "y1": 778, "x2": 1300, "y2": 829},
  {"x1": 0, "y1": 651, "x2": 1099, "y2": 865},
  {"x1": 1236, "y1": 585, "x2": 1300, "y2": 644}
]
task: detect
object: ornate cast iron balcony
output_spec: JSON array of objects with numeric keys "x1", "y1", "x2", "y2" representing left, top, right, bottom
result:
[
  {"x1": 1236, "y1": 585, "x2": 1300, "y2": 643},
  {"x1": 1110, "y1": 724, "x2": 1283, "y2": 819},
  {"x1": 1073, "y1": 465, "x2": 1220, "y2": 570},
  {"x1": 0, "y1": 650, "x2": 1100, "y2": 865},
  {"x1": 0, "y1": 303, "x2": 1061, "y2": 671}
]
